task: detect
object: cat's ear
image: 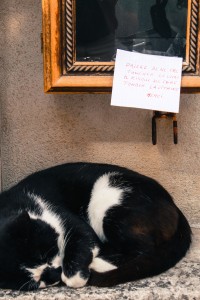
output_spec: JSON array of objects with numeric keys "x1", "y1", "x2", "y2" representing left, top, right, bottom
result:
[{"x1": 8, "y1": 211, "x2": 31, "y2": 240}]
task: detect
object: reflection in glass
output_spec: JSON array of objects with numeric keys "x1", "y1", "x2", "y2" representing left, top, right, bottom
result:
[{"x1": 76, "y1": 0, "x2": 188, "y2": 62}]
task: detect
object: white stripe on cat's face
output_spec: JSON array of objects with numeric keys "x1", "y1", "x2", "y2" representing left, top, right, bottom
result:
[
  {"x1": 88, "y1": 173, "x2": 124, "y2": 241},
  {"x1": 25, "y1": 255, "x2": 61, "y2": 288},
  {"x1": 26, "y1": 264, "x2": 48, "y2": 282}
]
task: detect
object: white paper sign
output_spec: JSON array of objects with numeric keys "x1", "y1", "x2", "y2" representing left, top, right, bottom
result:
[{"x1": 111, "y1": 49, "x2": 183, "y2": 113}]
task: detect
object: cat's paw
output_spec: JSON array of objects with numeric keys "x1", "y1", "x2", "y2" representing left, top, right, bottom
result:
[{"x1": 61, "y1": 271, "x2": 88, "y2": 288}]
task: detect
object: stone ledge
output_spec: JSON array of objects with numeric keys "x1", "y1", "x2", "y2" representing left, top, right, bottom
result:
[{"x1": 1, "y1": 228, "x2": 200, "y2": 300}]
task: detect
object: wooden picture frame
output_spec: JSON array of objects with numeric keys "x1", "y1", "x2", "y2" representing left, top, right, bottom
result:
[{"x1": 42, "y1": 0, "x2": 200, "y2": 93}]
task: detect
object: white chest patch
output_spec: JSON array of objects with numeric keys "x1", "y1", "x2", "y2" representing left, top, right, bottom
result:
[{"x1": 87, "y1": 172, "x2": 124, "y2": 241}]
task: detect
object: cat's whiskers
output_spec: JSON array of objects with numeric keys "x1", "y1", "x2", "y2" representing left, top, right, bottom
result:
[
  {"x1": 29, "y1": 280, "x2": 39, "y2": 291},
  {"x1": 18, "y1": 279, "x2": 33, "y2": 292},
  {"x1": 60, "y1": 227, "x2": 74, "y2": 257}
]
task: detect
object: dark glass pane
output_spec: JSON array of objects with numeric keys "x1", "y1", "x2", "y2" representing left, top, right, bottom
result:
[{"x1": 76, "y1": 0, "x2": 187, "y2": 62}]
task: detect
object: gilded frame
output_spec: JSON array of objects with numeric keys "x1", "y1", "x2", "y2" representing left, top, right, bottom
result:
[{"x1": 42, "y1": 0, "x2": 200, "y2": 93}]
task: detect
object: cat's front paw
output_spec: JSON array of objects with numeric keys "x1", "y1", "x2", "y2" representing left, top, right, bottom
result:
[{"x1": 61, "y1": 271, "x2": 88, "y2": 288}]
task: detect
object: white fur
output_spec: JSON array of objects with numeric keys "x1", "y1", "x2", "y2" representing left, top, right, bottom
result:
[
  {"x1": 26, "y1": 256, "x2": 61, "y2": 286},
  {"x1": 92, "y1": 246, "x2": 100, "y2": 258},
  {"x1": 26, "y1": 189, "x2": 118, "y2": 287},
  {"x1": 88, "y1": 173, "x2": 124, "y2": 241},
  {"x1": 89, "y1": 257, "x2": 117, "y2": 273},
  {"x1": 26, "y1": 264, "x2": 48, "y2": 282},
  {"x1": 39, "y1": 281, "x2": 46, "y2": 289},
  {"x1": 61, "y1": 271, "x2": 88, "y2": 288},
  {"x1": 27, "y1": 193, "x2": 65, "y2": 252},
  {"x1": 39, "y1": 280, "x2": 60, "y2": 289},
  {"x1": 51, "y1": 255, "x2": 61, "y2": 268}
]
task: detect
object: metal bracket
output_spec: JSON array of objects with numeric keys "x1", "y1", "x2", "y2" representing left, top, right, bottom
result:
[{"x1": 152, "y1": 111, "x2": 178, "y2": 145}]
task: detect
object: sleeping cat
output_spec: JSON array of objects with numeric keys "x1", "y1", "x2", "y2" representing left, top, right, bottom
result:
[{"x1": 0, "y1": 162, "x2": 191, "y2": 291}]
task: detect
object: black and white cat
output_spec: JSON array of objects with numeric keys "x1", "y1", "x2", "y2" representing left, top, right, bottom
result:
[{"x1": 0, "y1": 162, "x2": 191, "y2": 291}]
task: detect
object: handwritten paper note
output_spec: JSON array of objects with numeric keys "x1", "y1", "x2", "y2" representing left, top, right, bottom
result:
[{"x1": 111, "y1": 49, "x2": 183, "y2": 113}]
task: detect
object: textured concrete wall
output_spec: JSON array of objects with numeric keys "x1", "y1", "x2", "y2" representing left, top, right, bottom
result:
[{"x1": 0, "y1": 0, "x2": 200, "y2": 226}]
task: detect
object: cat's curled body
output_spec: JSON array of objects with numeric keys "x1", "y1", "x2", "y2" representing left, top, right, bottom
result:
[{"x1": 0, "y1": 162, "x2": 191, "y2": 290}]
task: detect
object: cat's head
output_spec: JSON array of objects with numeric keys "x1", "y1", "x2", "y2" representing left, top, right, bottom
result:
[{"x1": 0, "y1": 211, "x2": 62, "y2": 290}]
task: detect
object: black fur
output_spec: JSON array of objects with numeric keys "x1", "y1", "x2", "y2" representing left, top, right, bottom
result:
[{"x1": 0, "y1": 162, "x2": 191, "y2": 290}]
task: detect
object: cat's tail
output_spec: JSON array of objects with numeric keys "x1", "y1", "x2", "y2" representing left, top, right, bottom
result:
[{"x1": 88, "y1": 210, "x2": 192, "y2": 287}]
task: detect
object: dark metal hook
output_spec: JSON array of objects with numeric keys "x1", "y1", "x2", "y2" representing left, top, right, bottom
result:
[{"x1": 152, "y1": 111, "x2": 178, "y2": 145}]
